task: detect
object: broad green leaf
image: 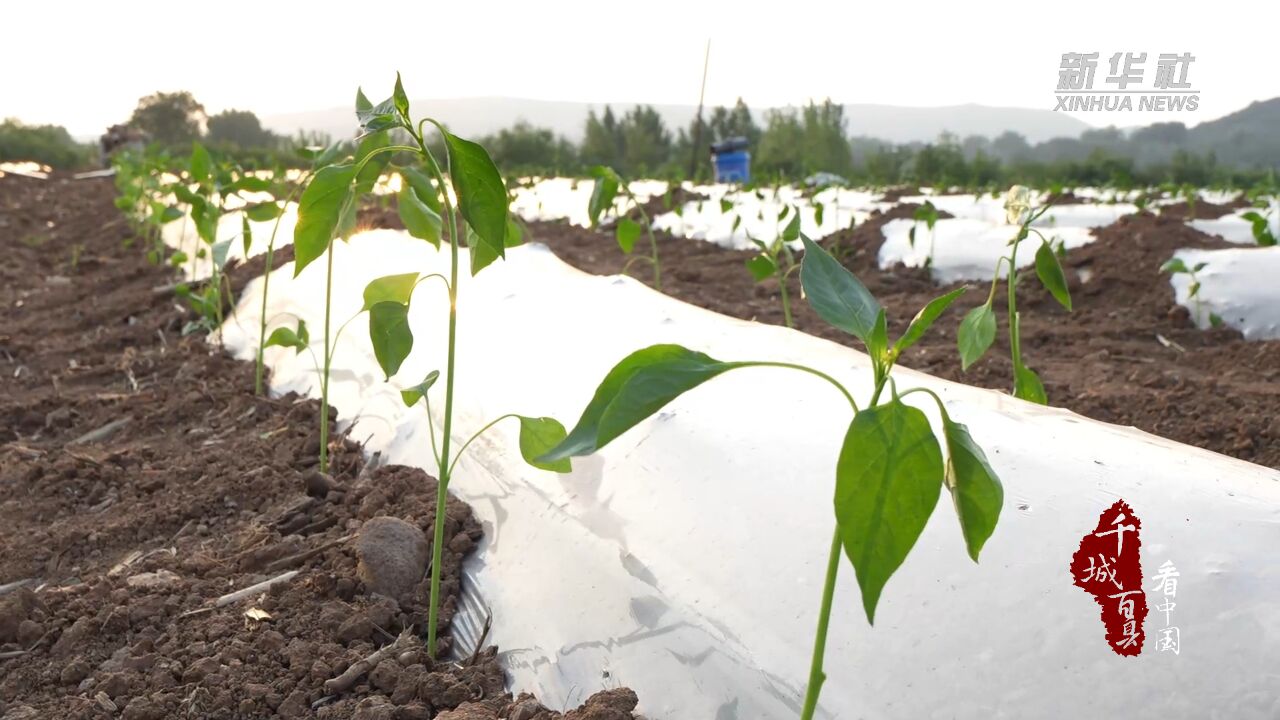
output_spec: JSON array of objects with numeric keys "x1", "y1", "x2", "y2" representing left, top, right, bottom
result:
[
  {"x1": 616, "y1": 217, "x2": 642, "y2": 254},
  {"x1": 160, "y1": 206, "x2": 184, "y2": 223},
  {"x1": 353, "y1": 130, "x2": 391, "y2": 197},
  {"x1": 468, "y1": 225, "x2": 501, "y2": 276},
  {"x1": 442, "y1": 130, "x2": 508, "y2": 261},
  {"x1": 356, "y1": 88, "x2": 373, "y2": 113},
  {"x1": 541, "y1": 345, "x2": 738, "y2": 461},
  {"x1": 836, "y1": 399, "x2": 944, "y2": 624},
  {"x1": 745, "y1": 255, "x2": 777, "y2": 281},
  {"x1": 368, "y1": 301, "x2": 413, "y2": 380},
  {"x1": 189, "y1": 143, "x2": 212, "y2": 184},
  {"x1": 230, "y1": 176, "x2": 272, "y2": 193},
  {"x1": 314, "y1": 141, "x2": 344, "y2": 168},
  {"x1": 518, "y1": 416, "x2": 571, "y2": 473},
  {"x1": 799, "y1": 235, "x2": 882, "y2": 343},
  {"x1": 211, "y1": 240, "x2": 232, "y2": 269},
  {"x1": 781, "y1": 210, "x2": 801, "y2": 242},
  {"x1": 1014, "y1": 365, "x2": 1047, "y2": 404},
  {"x1": 355, "y1": 89, "x2": 399, "y2": 133},
  {"x1": 942, "y1": 418, "x2": 1003, "y2": 562},
  {"x1": 1160, "y1": 258, "x2": 1189, "y2": 274},
  {"x1": 194, "y1": 202, "x2": 219, "y2": 246},
  {"x1": 245, "y1": 202, "x2": 282, "y2": 222},
  {"x1": 400, "y1": 166, "x2": 443, "y2": 214},
  {"x1": 587, "y1": 167, "x2": 620, "y2": 226},
  {"x1": 894, "y1": 287, "x2": 966, "y2": 357},
  {"x1": 1034, "y1": 241, "x2": 1072, "y2": 311},
  {"x1": 393, "y1": 72, "x2": 410, "y2": 118},
  {"x1": 293, "y1": 163, "x2": 356, "y2": 277},
  {"x1": 362, "y1": 273, "x2": 419, "y2": 310},
  {"x1": 720, "y1": 198, "x2": 733, "y2": 214},
  {"x1": 506, "y1": 216, "x2": 523, "y2": 247},
  {"x1": 957, "y1": 303, "x2": 996, "y2": 370},
  {"x1": 398, "y1": 185, "x2": 442, "y2": 248},
  {"x1": 399, "y1": 370, "x2": 439, "y2": 406}
]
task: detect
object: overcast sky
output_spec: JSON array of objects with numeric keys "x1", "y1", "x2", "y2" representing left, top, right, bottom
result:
[{"x1": 5, "y1": 0, "x2": 1277, "y2": 139}]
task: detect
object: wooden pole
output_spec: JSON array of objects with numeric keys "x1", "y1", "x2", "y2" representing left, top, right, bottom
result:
[{"x1": 688, "y1": 39, "x2": 711, "y2": 181}]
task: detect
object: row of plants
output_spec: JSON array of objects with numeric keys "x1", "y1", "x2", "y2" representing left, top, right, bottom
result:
[{"x1": 111, "y1": 74, "x2": 1268, "y2": 715}]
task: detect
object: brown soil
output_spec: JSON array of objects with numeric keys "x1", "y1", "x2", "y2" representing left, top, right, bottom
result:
[
  {"x1": 1158, "y1": 200, "x2": 1239, "y2": 220},
  {"x1": 517, "y1": 206, "x2": 1279, "y2": 469},
  {"x1": 0, "y1": 174, "x2": 638, "y2": 719}
]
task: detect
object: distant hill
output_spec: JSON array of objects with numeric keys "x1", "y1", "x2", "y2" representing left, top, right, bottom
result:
[
  {"x1": 262, "y1": 97, "x2": 1092, "y2": 145},
  {"x1": 1187, "y1": 98, "x2": 1280, "y2": 169}
]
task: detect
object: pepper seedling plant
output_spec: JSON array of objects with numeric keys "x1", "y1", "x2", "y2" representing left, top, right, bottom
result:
[
  {"x1": 288, "y1": 74, "x2": 571, "y2": 658},
  {"x1": 745, "y1": 203, "x2": 801, "y2": 327},
  {"x1": 1160, "y1": 257, "x2": 1222, "y2": 327},
  {"x1": 908, "y1": 199, "x2": 939, "y2": 267},
  {"x1": 587, "y1": 165, "x2": 663, "y2": 290},
  {"x1": 1240, "y1": 202, "x2": 1277, "y2": 247},
  {"x1": 538, "y1": 236, "x2": 1000, "y2": 719},
  {"x1": 955, "y1": 185, "x2": 1072, "y2": 404}
]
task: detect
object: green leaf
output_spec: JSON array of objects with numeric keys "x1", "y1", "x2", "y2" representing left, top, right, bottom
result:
[
  {"x1": 719, "y1": 198, "x2": 733, "y2": 214},
  {"x1": 159, "y1": 206, "x2": 184, "y2": 223},
  {"x1": 211, "y1": 240, "x2": 232, "y2": 269},
  {"x1": 1034, "y1": 241, "x2": 1072, "y2": 311},
  {"x1": 245, "y1": 202, "x2": 283, "y2": 222},
  {"x1": 865, "y1": 310, "x2": 889, "y2": 366},
  {"x1": 814, "y1": 203, "x2": 825, "y2": 226},
  {"x1": 400, "y1": 166, "x2": 443, "y2": 214},
  {"x1": 894, "y1": 287, "x2": 966, "y2": 357},
  {"x1": 518, "y1": 416, "x2": 572, "y2": 473},
  {"x1": 942, "y1": 418, "x2": 1003, "y2": 562},
  {"x1": 467, "y1": 225, "x2": 501, "y2": 276},
  {"x1": 506, "y1": 216, "x2": 524, "y2": 247},
  {"x1": 362, "y1": 273, "x2": 419, "y2": 310},
  {"x1": 189, "y1": 143, "x2": 212, "y2": 184},
  {"x1": 1014, "y1": 365, "x2": 1047, "y2": 404},
  {"x1": 353, "y1": 130, "x2": 391, "y2": 197},
  {"x1": 957, "y1": 304, "x2": 996, "y2": 370},
  {"x1": 781, "y1": 209, "x2": 801, "y2": 242},
  {"x1": 398, "y1": 185, "x2": 442, "y2": 248},
  {"x1": 264, "y1": 320, "x2": 309, "y2": 354},
  {"x1": 368, "y1": 301, "x2": 413, "y2": 381},
  {"x1": 540, "y1": 345, "x2": 738, "y2": 461},
  {"x1": 799, "y1": 235, "x2": 882, "y2": 343},
  {"x1": 1160, "y1": 258, "x2": 1189, "y2": 274},
  {"x1": 441, "y1": 130, "x2": 509, "y2": 262},
  {"x1": 616, "y1": 217, "x2": 642, "y2": 254},
  {"x1": 292, "y1": 163, "x2": 357, "y2": 277},
  {"x1": 587, "y1": 166, "x2": 620, "y2": 226},
  {"x1": 399, "y1": 370, "x2": 439, "y2": 406},
  {"x1": 393, "y1": 72, "x2": 410, "y2": 119},
  {"x1": 745, "y1": 255, "x2": 777, "y2": 281},
  {"x1": 241, "y1": 216, "x2": 253, "y2": 258},
  {"x1": 835, "y1": 399, "x2": 944, "y2": 624},
  {"x1": 355, "y1": 89, "x2": 399, "y2": 133},
  {"x1": 230, "y1": 176, "x2": 272, "y2": 194}
]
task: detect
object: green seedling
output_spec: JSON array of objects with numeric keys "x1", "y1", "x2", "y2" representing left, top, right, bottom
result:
[
  {"x1": 291, "y1": 74, "x2": 570, "y2": 658},
  {"x1": 745, "y1": 204, "x2": 801, "y2": 327},
  {"x1": 1160, "y1": 258, "x2": 1222, "y2": 327},
  {"x1": 539, "y1": 236, "x2": 996, "y2": 719},
  {"x1": 1179, "y1": 183, "x2": 1199, "y2": 220},
  {"x1": 908, "y1": 199, "x2": 939, "y2": 267},
  {"x1": 955, "y1": 185, "x2": 1071, "y2": 405},
  {"x1": 253, "y1": 142, "x2": 341, "y2": 396},
  {"x1": 587, "y1": 166, "x2": 663, "y2": 290},
  {"x1": 1240, "y1": 204, "x2": 1277, "y2": 247}
]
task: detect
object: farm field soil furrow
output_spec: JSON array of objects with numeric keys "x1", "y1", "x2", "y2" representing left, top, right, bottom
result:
[
  {"x1": 0, "y1": 173, "x2": 639, "y2": 719},
  {"x1": 420, "y1": 205, "x2": 1278, "y2": 468}
]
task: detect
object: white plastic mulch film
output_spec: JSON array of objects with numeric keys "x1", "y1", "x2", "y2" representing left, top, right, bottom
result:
[{"x1": 222, "y1": 230, "x2": 1280, "y2": 719}]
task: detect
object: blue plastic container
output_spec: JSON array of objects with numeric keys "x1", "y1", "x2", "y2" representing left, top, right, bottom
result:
[{"x1": 712, "y1": 150, "x2": 751, "y2": 183}]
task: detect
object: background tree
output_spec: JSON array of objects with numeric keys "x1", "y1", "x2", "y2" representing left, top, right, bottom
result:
[
  {"x1": 127, "y1": 91, "x2": 206, "y2": 146},
  {"x1": 618, "y1": 105, "x2": 672, "y2": 176},
  {"x1": 0, "y1": 118, "x2": 92, "y2": 168},
  {"x1": 482, "y1": 120, "x2": 577, "y2": 175},
  {"x1": 581, "y1": 106, "x2": 623, "y2": 169},
  {"x1": 207, "y1": 109, "x2": 278, "y2": 149}
]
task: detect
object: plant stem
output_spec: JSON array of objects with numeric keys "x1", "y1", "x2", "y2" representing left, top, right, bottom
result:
[
  {"x1": 418, "y1": 124, "x2": 459, "y2": 660},
  {"x1": 799, "y1": 529, "x2": 842, "y2": 720},
  {"x1": 780, "y1": 272, "x2": 794, "y2": 329},
  {"x1": 1007, "y1": 230, "x2": 1024, "y2": 379},
  {"x1": 318, "y1": 239, "x2": 334, "y2": 474},
  {"x1": 256, "y1": 180, "x2": 306, "y2": 396}
]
